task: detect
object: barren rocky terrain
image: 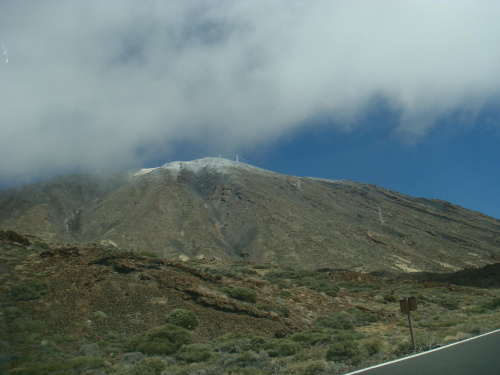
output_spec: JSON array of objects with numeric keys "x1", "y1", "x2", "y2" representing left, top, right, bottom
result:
[{"x1": 1, "y1": 158, "x2": 499, "y2": 273}]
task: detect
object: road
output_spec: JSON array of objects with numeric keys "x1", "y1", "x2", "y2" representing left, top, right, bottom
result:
[{"x1": 345, "y1": 329, "x2": 500, "y2": 375}]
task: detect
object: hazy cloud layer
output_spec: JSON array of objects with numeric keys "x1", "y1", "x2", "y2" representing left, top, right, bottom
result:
[{"x1": 1, "y1": 0, "x2": 499, "y2": 183}]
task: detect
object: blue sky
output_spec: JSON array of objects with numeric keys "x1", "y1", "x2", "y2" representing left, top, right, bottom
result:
[
  {"x1": 258, "y1": 118, "x2": 500, "y2": 220},
  {"x1": 1, "y1": 1, "x2": 499, "y2": 219}
]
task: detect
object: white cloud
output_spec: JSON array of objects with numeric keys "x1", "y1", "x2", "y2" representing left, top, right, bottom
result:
[{"x1": 1, "y1": 0, "x2": 499, "y2": 184}]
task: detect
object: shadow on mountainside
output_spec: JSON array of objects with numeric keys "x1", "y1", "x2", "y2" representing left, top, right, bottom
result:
[{"x1": 373, "y1": 262, "x2": 500, "y2": 289}]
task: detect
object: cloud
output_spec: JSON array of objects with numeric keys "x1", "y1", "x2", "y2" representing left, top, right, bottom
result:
[{"x1": 1, "y1": 0, "x2": 499, "y2": 184}]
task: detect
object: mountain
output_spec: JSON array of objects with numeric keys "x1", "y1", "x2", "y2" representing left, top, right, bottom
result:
[{"x1": 0, "y1": 157, "x2": 499, "y2": 272}]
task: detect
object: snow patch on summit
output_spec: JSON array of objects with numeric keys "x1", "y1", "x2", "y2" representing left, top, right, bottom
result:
[{"x1": 132, "y1": 157, "x2": 268, "y2": 178}]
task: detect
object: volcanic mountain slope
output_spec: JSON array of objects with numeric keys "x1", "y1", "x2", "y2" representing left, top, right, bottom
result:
[{"x1": 0, "y1": 157, "x2": 499, "y2": 272}]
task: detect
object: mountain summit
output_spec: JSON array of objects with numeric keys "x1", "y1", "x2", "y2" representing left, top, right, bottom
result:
[{"x1": 1, "y1": 158, "x2": 499, "y2": 272}]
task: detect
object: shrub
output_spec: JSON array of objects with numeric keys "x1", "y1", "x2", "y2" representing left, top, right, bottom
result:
[
  {"x1": 224, "y1": 287, "x2": 258, "y2": 303},
  {"x1": 360, "y1": 337, "x2": 385, "y2": 356},
  {"x1": 315, "y1": 309, "x2": 378, "y2": 330},
  {"x1": 126, "y1": 324, "x2": 191, "y2": 355},
  {"x1": 262, "y1": 339, "x2": 300, "y2": 357},
  {"x1": 256, "y1": 303, "x2": 290, "y2": 318},
  {"x1": 139, "y1": 250, "x2": 158, "y2": 258},
  {"x1": 383, "y1": 294, "x2": 397, "y2": 303},
  {"x1": 347, "y1": 307, "x2": 379, "y2": 326},
  {"x1": 9, "y1": 279, "x2": 48, "y2": 301},
  {"x1": 2, "y1": 306, "x2": 22, "y2": 318},
  {"x1": 282, "y1": 360, "x2": 329, "y2": 375},
  {"x1": 132, "y1": 357, "x2": 167, "y2": 375},
  {"x1": 18, "y1": 319, "x2": 46, "y2": 333},
  {"x1": 180, "y1": 344, "x2": 212, "y2": 363},
  {"x1": 325, "y1": 340, "x2": 362, "y2": 364},
  {"x1": 291, "y1": 328, "x2": 335, "y2": 347},
  {"x1": 216, "y1": 333, "x2": 266, "y2": 353},
  {"x1": 440, "y1": 298, "x2": 459, "y2": 310},
  {"x1": 481, "y1": 297, "x2": 500, "y2": 311},
  {"x1": 315, "y1": 312, "x2": 354, "y2": 330},
  {"x1": 93, "y1": 310, "x2": 107, "y2": 319},
  {"x1": 218, "y1": 350, "x2": 270, "y2": 370},
  {"x1": 392, "y1": 339, "x2": 413, "y2": 356},
  {"x1": 67, "y1": 356, "x2": 105, "y2": 372},
  {"x1": 165, "y1": 309, "x2": 199, "y2": 330}
]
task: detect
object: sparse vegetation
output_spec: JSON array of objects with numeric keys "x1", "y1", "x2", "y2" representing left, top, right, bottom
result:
[
  {"x1": 180, "y1": 344, "x2": 213, "y2": 363},
  {"x1": 126, "y1": 324, "x2": 191, "y2": 355},
  {"x1": 222, "y1": 286, "x2": 258, "y2": 303},
  {"x1": 139, "y1": 250, "x2": 158, "y2": 258},
  {"x1": 256, "y1": 302, "x2": 290, "y2": 318},
  {"x1": 132, "y1": 357, "x2": 167, "y2": 375},
  {"x1": 9, "y1": 279, "x2": 48, "y2": 301},
  {"x1": 1, "y1": 237, "x2": 499, "y2": 375},
  {"x1": 165, "y1": 309, "x2": 200, "y2": 330},
  {"x1": 262, "y1": 339, "x2": 300, "y2": 357}
]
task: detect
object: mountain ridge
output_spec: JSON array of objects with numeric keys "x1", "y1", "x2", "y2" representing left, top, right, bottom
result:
[{"x1": 1, "y1": 158, "x2": 499, "y2": 272}]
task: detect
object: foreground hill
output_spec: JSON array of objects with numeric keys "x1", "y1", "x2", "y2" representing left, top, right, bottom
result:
[
  {"x1": 1, "y1": 232, "x2": 499, "y2": 374},
  {"x1": 1, "y1": 158, "x2": 499, "y2": 272}
]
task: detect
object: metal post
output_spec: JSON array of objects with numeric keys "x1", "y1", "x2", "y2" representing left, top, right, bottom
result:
[
  {"x1": 407, "y1": 310, "x2": 417, "y2": 351},
  {"x1": 400, "y1": 297, "x2": 418, "y2": 352}
]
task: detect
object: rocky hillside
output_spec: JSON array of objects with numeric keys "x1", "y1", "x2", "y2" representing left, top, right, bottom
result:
[
  {"x1": 1, "y1": 158, "x2": 499, "y2": 272},
  {"x1": 1, "y1": 231, "x2": 499, "y2": 374}
]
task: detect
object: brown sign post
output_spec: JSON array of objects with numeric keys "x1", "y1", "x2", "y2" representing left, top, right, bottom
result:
[{"x1": 400, "y1": 296, "x2": 417, "y2": 351}]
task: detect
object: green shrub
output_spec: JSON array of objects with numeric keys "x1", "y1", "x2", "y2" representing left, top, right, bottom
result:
[
  {"x1": 2, "y1": 305, "x2": 22, "y2": 317},
  {"x1": 481, "y1": 297, "x2": 500, "y2": 311},
  {"x1": 165, "y1": 309, "x2": 200, "y2": 330},
  {"x1": 263, "y1": 269, "x2": 339, "y2": 296},
  {"x1": 9, "y1": 279, "x2": 48, "y2": 301},
  {"x1": 392, "y1": 339, "x2": 413, "y2": 356},
  {"x1": 18, "y1": 319, "x2": 46, "y2": 333},
  {"x1": 282, "y1": 360, "x2": 329, "y2": 375},
  {"x1": 67, "y1": 356, "x2": 105, "y2": 371},
  {"x1": 360, "y1": 337, "x2": 385, "y2": 356},
  {"x1": 291, "y1": 328, "x2": 335, "y2": 347},
  {"x1": 383, "y1": 294, "x2": 397, "y2": 303},
  {"x1": 48, "y1": 334, "x2": 77, "y2": 345},
  {"x1": 139, "y1": 250, "x2": 158, "y2": 258},
  {"x1": 93, "y1": 310, "x2": 107, "y2": 319},
  {"x1": 132, "y1": 357, "x2": 167, "y2": 375},
  {"x1": 126, "y1": 324, "x2": 191, "y2": 355},
  {"x1": 216, "y1": 333, "x2": 266, "y2": 353},
  {"x1": 333, "y1": 330, "x2": 363, "y2": 342},
  {"x1": 256, "y1": 303, "x2": 290, "y2": 318},
  {"x1": 262, "y1": 339, "x2": 300, "y2": 357},
  {"x1": 315, "y1": 309, "x2": 378, "y2": 330},
  {"x1": 223, "y1": 287, "x2": 258, "y2": 303},
  {"x1": 180, "y1": 344, "x2": 212, "y2": 363},
  {"x1": 325, "y1": 340, "x2": 362, "y2": 364},
  {"x1": 347, "y1": 307, "x2": 379, "y2": 326},
  {"x1": 315, "y1": 312, "x2": 354, "y2": 330},
  {"x1": 440, "y1": 298, "x2": 459, "y2": 310}
]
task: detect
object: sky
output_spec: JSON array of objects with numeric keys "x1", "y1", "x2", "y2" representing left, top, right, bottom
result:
[{"x1": 0, "y1": 0, "x2": 499, "y2": 219}]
